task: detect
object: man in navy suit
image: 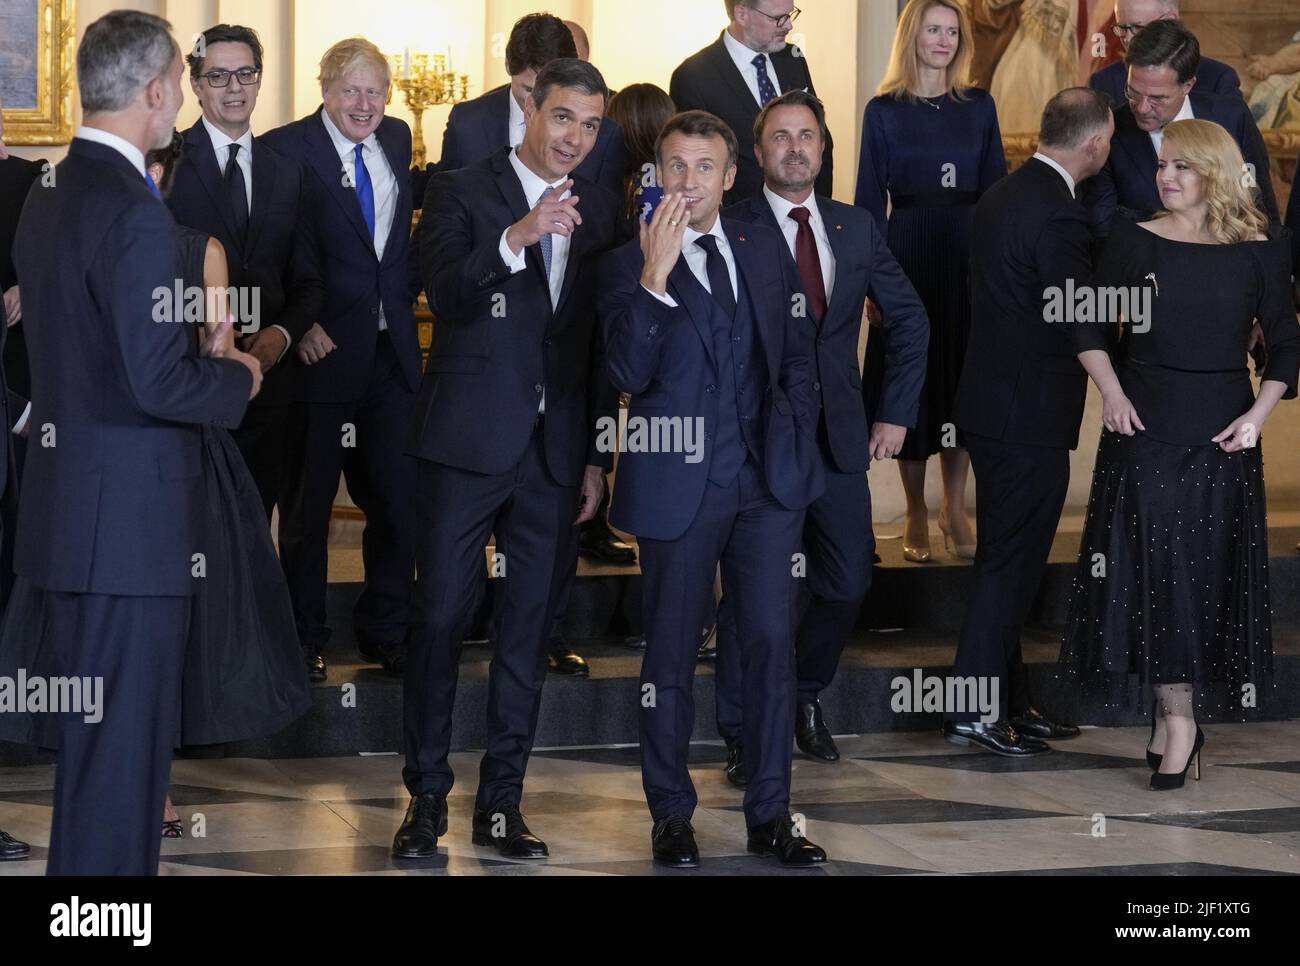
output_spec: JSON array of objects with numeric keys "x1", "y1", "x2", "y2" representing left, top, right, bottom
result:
[
  {"x1": 670, "y1": 1, "x2": 833, "y2": 206},
  {"x1": 13, "y1": 11, "x2": 260, "y2": 874},
  {"x1": 167, "y1": 24, "x2": 323, "y2": 521},
  {"x1": 411, "y1": 13, "x2": 625, "y2": 206},
  {"x1": 393, "y1": 59, "x2": 620, "y2": 861},
  {"x1": 716, "y1": 92, "x2": 928, "y2": 781},
  {"x1": 1090, "y1": 1, "x2": 1241, "y2": 107},
  {"x1": 1085, "y1": 19, "x2": 1277, "y2": 238},
  {"x1": 599, "y1": 110, "x2": 827, "y2": 867},
  {"x1": 263, "y1": 38, "x2": 422, "y2": 681}
]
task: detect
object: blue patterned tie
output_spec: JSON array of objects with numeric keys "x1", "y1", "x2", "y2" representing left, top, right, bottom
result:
[
  {"x1": 752, "y1": 53, "x2": 779, "y2": 106},
  {"x1": 538, "y1": 185, "x2": 555, "y2": 283},
  {"x1": 353, "y1": 142, "x2": 376, "y2": 239},
  {"x1": 145, "y1": 171, "x2": 162, "y2": 200}
]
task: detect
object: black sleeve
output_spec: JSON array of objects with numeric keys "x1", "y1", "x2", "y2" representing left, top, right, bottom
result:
[{"x1": 1254, "y1": 234, "x2": 1300, "y2": 397}]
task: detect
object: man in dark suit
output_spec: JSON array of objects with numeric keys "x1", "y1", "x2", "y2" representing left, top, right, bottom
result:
[
  {"x1": 1086, "y1": 19, "x2": 1277, "y2": 238},
  {"x1": 411, "y1": 14, "x2": 625, "y2": 206},
  {"x1": 14, "y1": 11, "x2": 260, "y2": 874},
  {"x1": 1089, "y1": 0, "x2": 1241, "y2": 107},
  {"x1": 394, "y1": 59, "x2": 620, "y2": 861},
  {"x1": 943, "y1": 88, "x2": 1114, "y2": 757},
  {"x1": 671, "y1": 1, "x2": 833, "y2": 205},
  {"x1": 262, "y1": 37, "x2": 422, "y2": 681},
  {"x1": 716, "y1": 92, "x2": 928, "y2": 782},
  {"x1": 0, "y1": 99, "x2": 36, "y2": 864},
  {"x1": 167, "y1": 24, "x2": 323, "y2": 520},
  {"x1": 599, "y1": 110, "x2": 827, "y2": 867}
]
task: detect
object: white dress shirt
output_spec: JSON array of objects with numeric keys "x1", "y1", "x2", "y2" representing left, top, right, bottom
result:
[
  {"x1": 644, "y1": 212, "x2": 738, "y2": 308},
  {"x1": 320, "y1": 109, "x2": 398, "y2": 330},
  {"x1": 1150, "y1": 96, "x2": 1195, "y2": 157},
  {"x1": 1031, "y1": 152, "x2": 1077, "y2": 198},
  {"x1": 499, "y1": 147, "x2": 573, "y2": 412},
  {"x1": 723, "y1": 29, "x2": 779, "y2": 108},
  {"x1": 762, "y1": 184, "x2": 835, "y2": 300},
  {"x1": 75, "y1": 125, "x2": 147, "y2": 178},
  {"x1": 203, "y1": 116, "x2": 254, "y2": 213},
  {"x1": 508, "y1": 91, "x2": 527, "y2": 149}
]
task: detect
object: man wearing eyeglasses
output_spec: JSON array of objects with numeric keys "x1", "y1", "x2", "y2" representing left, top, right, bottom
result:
[
  {"x1": 168, "y1": 25, "x2": 324, "y2": 531},
  {"x1": 670, "y1": 1, "x2": 833, "y2": 206},
  {"x1": 1084, "y1": 19, "x2": 1276, "y2": 239},
  {"x1": 1089, "y1": 1, "x2": 1240, "y2": 108}
]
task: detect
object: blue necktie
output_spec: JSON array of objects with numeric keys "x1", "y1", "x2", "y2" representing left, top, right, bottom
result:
[
  {"x1": 538, "y1": 185, "x2": 555, "y2": 284},
  {"x1": 145, "y1": 171, "x2": 162, "y2": 200},
  {"x1": 695, "y1": 234, "x2": 736, "y2": 317},
  {"x1": 353, "y1": 143, "x2": 375, "y2": 240},
  {"x1": 752, "y1": 53, "x2": 779, "y2": 106}
]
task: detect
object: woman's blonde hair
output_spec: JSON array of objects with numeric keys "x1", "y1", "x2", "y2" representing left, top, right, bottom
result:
[
  {"x1": 318, "y1": 36, "x2": 390, "y2": 90},
  {"x1": 1155, "y1": 119, "x2": 1268, "y2": 244},
  {"x1": 877, "y1": 0, "x2": 973, "y2": 103}
]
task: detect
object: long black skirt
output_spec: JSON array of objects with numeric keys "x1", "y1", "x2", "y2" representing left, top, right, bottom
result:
[
  {"x1": 0, "y1": 427, "x2": 311, "y2": 749},
  {"x1": 1057, "y1": 430, "x2": 1275, "y2": 716}
]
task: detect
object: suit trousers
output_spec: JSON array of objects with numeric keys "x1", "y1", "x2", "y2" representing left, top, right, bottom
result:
[
  {"x1": 45, "y1": 592, "x2": 189, "y2": 875},
  {"x1": 279, "y1": 333, "x2": 416, "y2": 653},
  {"x1": 403, "y1": 421, "x2": 579, "y2": 810},
  {"x1": 638, "y1": 456, "x2": 804, "y2": 827},
  {"x1": 946, "y1": 431, "x2": 1070, "y2": 722},
  {"x1": 714, "y1": 448, "x2": 873, "y2": 743}
]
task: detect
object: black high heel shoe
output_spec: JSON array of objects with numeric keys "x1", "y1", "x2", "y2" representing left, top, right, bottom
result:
[
  {"x1": 1146, "y1": 699, "x2": 1162, "y2": 771},
  {"x1": 1149, "y1": 726, "x2": 1205, "y2": 791}
]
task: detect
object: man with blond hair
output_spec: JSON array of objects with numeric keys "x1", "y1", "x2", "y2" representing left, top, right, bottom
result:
[{"x1": 264, "y1": 37, "x2": 421, "y2": 681}]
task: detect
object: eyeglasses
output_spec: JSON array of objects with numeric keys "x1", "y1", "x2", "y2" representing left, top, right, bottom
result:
[
  {"x1": 1124, "y1": 85, "x2": 1172, "y2": 107},
  {"x1": 748, "y1": 5, "x2": 800, "y2": 29},
  {"x1": 1111, "y1": 22, "x2": 1147, "y2": 38},
  {"x1": 199, "y1": 68, "x2": 262, "y2": 88}
]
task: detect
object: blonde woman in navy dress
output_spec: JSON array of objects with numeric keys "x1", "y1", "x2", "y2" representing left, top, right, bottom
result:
[
  {"x1": 856, "y1": 0, "x2": 1007, "y2": 561},
  {"x1": 1062, "y1": 119, "x2": 1300, "y2": 790}
]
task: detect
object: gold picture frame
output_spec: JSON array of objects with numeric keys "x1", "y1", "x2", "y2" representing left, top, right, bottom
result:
[{"x1": 1, "y1": 0, "x2": 76, "y2": 146}]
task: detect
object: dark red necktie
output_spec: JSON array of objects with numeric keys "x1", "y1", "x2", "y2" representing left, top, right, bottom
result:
[{"x1": 789, "y1": 206, "x2": 827, "y2": 321}]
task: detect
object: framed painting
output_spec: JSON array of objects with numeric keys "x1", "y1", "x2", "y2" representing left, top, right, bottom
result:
[{"x1": 0, "y1": 0, "x2": 76, "y2": 145}]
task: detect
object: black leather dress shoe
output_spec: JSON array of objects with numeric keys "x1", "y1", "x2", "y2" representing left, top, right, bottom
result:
[
  {"x1": 622, "y1": 636, "x2": 648, "y2": 651},
  {"x1": 578, "y1": 524, "x2": 637, "y2": 565},
  {"x1": 747, "y1": 814, "x2": 827, "y2": 866},
  {"x1": 0, "y1": 830, "x2": 31, "y2": 861},
  {"x1": 795, "y1": 700, "x2": 840, "y2": 761},
  {"x1": 651, "y1": 815, "x2": 699, "y2": 867},
  {"x1": 392, "y1": 792, "x2": 448, "y2": 858},
  {"x1": 1009, "y1": 707, "x2": 1080, "y2": 741},
  {"x1": 696, "y1": 624, "x2": 717, "y2": 662},
  {"x1": 472, "y1": 804, "x2": 548, "y2": 859},
  {"x1": 724, "y1": 742, "x2": 747, "y2": 788},
  {"x1": 302, "y1": 646, "x2": 326, "y2": 682},
  {"x1": 547, "y1": 640, "x2": 590, "y2": 677},
  {"x1": 942, "y1": 720, "x2": 1050, "y2": 756},
  {"x1": 358, "y1": 641, "x2": 405, "y2": 677}
]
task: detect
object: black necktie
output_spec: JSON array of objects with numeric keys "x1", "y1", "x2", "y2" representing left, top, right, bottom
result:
[
  {"x1": 225, "y1": 143, "x2": 249, "y2": 244},
  {"x1": 695, "y1": 234, "x2": 736, "y2": 317}
]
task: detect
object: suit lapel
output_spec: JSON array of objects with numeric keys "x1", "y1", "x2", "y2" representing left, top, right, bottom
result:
[
  {"x1": 184, "y1": 121, "x2": 243, "y2": 251},
  {"x1": 246, "y1": 139, "x2": 279, "y2": 258},
  {"x1": 493, "y1": 151, "x2": 551, "y2": 296},
  {"x1": 667, "y1": 255, "x2": 718, "y2": 367},
  {"x1": 770, "y1": 47, "x2": 809, "y2": 95},
  {"x1": 304, "y1": 108, "x2": 377, "y2": 257},
  {"x1": 709, "y1": 33, "x2": 760, "y2": 113},
  {"x1": 487, "y1": 87, "x2": 511, "y2": 154},
  {"x1": 724, "y1": 219, "x2": 777, "y2": 371},
  {"x1": 816, "y1": 196, "x2": 850, "y2": 325},
  {"x1": 374, "y1": 121, "x2": 409, "y2": 267}
]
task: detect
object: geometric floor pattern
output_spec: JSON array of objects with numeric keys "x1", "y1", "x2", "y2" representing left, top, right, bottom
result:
[{"x1": 3, "y1": 721, "x2": 1300, "y2": 875}]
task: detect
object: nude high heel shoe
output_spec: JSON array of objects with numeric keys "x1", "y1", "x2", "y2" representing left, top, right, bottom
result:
[{"x1": 937, "y1": 511, "x2": 976, "y2": 560}]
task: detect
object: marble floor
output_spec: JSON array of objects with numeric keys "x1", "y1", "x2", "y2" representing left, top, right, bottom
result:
[{"x1": 3, "y1": 723, "x2": 1300, "y2": 876}]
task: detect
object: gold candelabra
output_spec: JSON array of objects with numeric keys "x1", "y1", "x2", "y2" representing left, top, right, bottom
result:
[{"x1": 389, "y1": 51, "x2": 470, "y2": 168}]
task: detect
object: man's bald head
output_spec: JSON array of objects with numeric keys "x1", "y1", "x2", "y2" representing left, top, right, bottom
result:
[{"x1": 564, "y1": 20, "x2": 590, "y2": 62}]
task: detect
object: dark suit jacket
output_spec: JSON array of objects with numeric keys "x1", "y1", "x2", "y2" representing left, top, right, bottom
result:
[
  {"x1": 725, "y1": 192, "x2": 928, "y2": 473},
  {"x1": 410, "y1": 147, "x2": 621, "y2": 486},
  {"x1": 1286, "y1": 176, "x2": 1300, "y2": 299},
  {"x1": 599, "y1": 218, "x2": 824, "y2": 540},
  {"x1": 670, "y1": 32, "x2": 834, "y2": 205},
  {"x1": 262, "y1": 109, "x2": 422, "y2": 403},
  {"x1": 411, "y1": 84, "x2": 627, "y2": 207},
  {"x1": 12, "y1": 138, "x2": 251, "y2": 595},
  {"x1": 1, "y1": 154, "x2": 44, "y2": 405},
  {"x1": 166, "y1": 120, "x2": 324, "y2": 407},
  {"x1": 1085, "y1": 92, "x2": 1279, "y2": 238},
  {"x1": 1089, "y1": 57, "x2": 1242, "y2": 108},
  {"x1": 954, "y1": 158, "x2": 1093, "y2": 451}
]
